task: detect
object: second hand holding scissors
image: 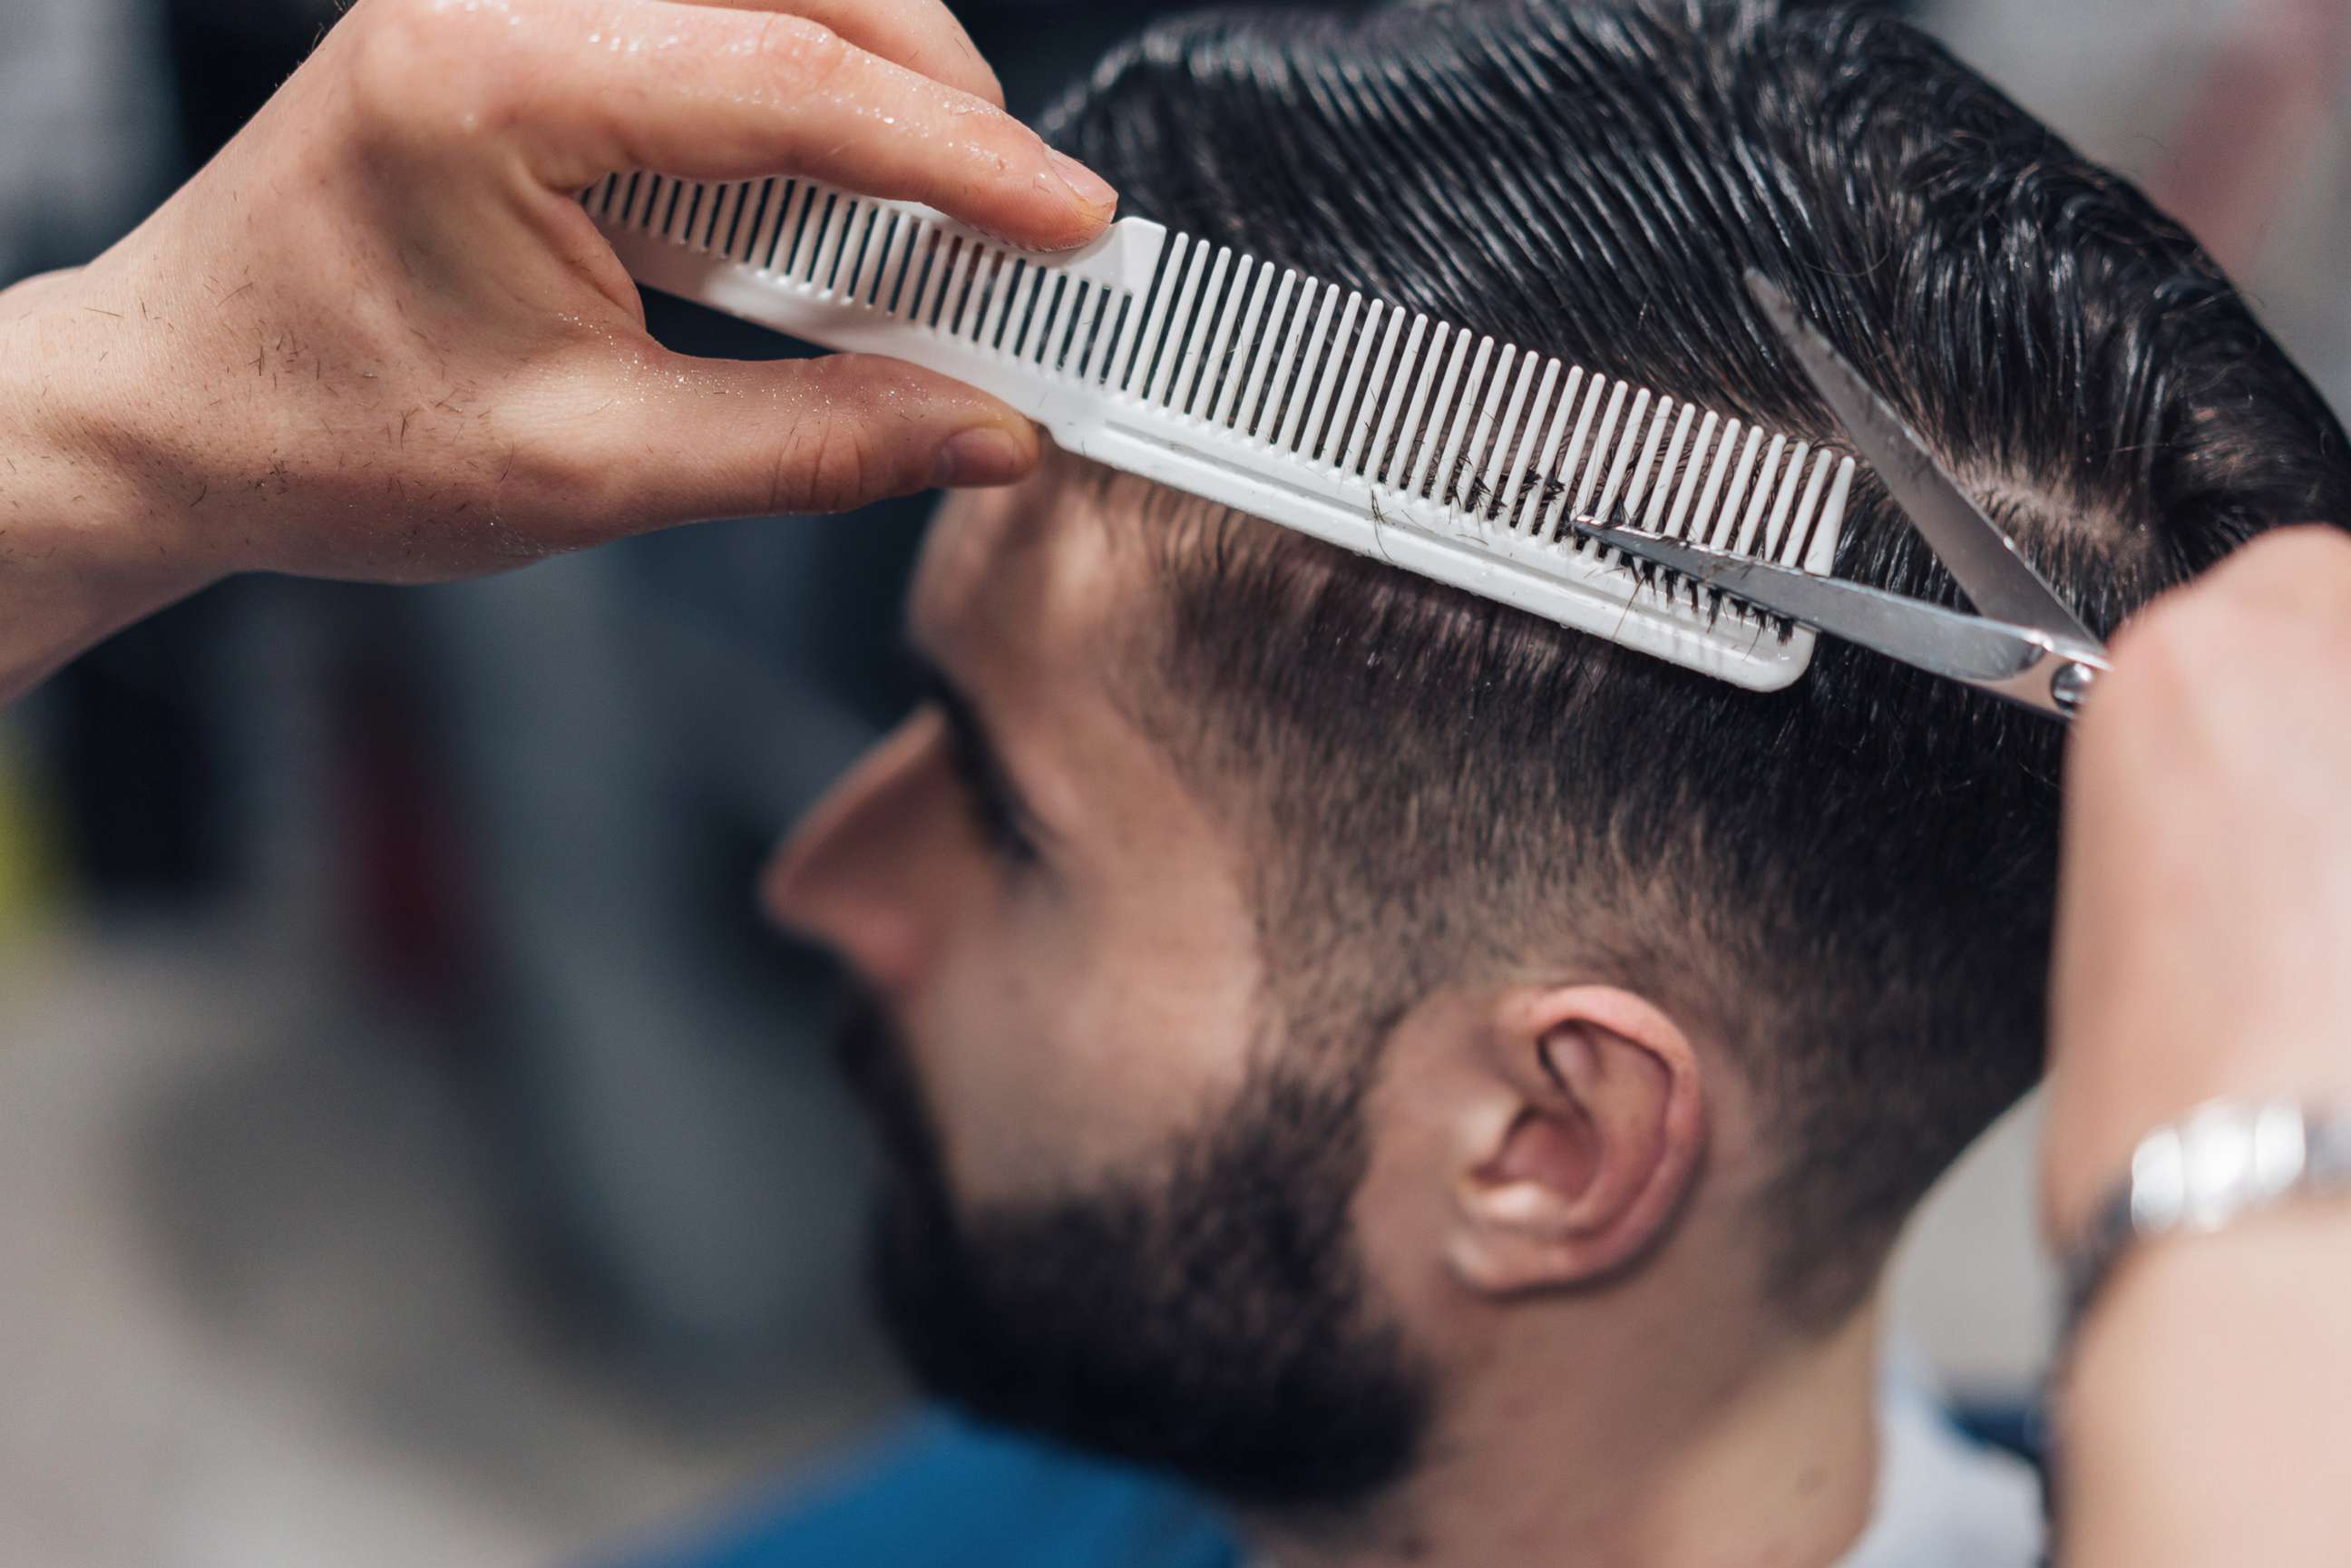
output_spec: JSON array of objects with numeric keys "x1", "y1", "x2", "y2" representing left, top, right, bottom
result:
[{"x1": 1572, "y1": 273, "x2": 2112, "y2": 722}]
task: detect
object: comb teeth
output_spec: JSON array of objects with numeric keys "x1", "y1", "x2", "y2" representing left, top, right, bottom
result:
[{"x1": 585, "y1": 172, "x2": 1858, "y2": 690}]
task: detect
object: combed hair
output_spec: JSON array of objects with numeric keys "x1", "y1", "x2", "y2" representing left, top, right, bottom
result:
[{"x1": 1044, "y1": 0, "x2": 2351, "y2": 1320}]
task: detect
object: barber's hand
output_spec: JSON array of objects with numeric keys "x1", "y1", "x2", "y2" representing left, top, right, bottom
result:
[
  {"x1": 2040, "y1": 527, "x2": 2351, "y2": 1565},
  {"x1": 2041, "y1": 526, "x2": 2351, "y2": 1233},
  {"x1": 0, "y1": 0, "x2": 1113, "y2": 639}
]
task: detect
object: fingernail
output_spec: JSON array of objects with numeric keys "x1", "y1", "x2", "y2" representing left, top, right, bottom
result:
[
  {"x1": 1045, "y1": 149, "x2": 1118, "y2": 214},
  {"x1": 936, "y1": 426, "x2": 1028, "y2": 488}
]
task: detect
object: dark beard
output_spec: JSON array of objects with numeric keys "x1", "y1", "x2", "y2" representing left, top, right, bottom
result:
[{"x1": 832, "y1": 999, "x2": 1433, "y2": 1508}]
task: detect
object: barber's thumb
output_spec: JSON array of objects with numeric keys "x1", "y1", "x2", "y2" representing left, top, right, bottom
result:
[{"x1": 600, "y1": 351, "x2": 1040, "y2": 526}]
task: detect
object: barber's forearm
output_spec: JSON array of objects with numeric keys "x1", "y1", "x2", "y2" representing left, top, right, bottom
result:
[
  {"x1": 1, "y1": 268, "x2": 218, "y2": 705},
  {"x1": 2058, "y1": 1213, "x2": 2351, "y2": 1568}
]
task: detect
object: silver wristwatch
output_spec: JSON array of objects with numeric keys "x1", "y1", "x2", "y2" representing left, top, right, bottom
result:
[{"x1": 2061, "y1": 1098, "x2": 2351, "y2": 1337}]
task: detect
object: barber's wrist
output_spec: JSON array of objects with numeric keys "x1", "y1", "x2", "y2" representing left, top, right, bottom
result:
[
  {"x1": 2057, "y1": 1211, "x2": 2351, "y2": 1568},
  {"x1": 1, "y1": 268, "x2": 222, "y2": 700},
  {"x1": 3, "y1": 267, "x2": 161, "y2": 529},
  {"x1": 2042, "y1": 1019, "x2": 2351, "y2": 1245}
]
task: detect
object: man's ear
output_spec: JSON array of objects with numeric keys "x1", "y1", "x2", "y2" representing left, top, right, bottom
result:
[{"x1": 1446, "y1": 986, "x2": 1708, "y2": 1296}]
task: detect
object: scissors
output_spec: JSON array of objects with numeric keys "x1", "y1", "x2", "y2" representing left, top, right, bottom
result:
[{"x1": 1571, "y1": 272, "x2": 2111, "y2": 721}]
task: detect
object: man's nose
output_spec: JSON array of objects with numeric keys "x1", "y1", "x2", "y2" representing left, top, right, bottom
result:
[{"x1": 762, "y1": 713, "x2": 951, "y2": 995}]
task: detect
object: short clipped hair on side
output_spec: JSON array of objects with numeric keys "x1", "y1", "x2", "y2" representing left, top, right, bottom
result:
[{"x1": 1045, "y1": 0, "x2": 2351, "y2": 1320}]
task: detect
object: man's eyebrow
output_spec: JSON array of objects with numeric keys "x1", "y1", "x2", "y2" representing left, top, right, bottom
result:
[{"x1": 904, "y1": 642, "x2": 1054, "y2": 847}]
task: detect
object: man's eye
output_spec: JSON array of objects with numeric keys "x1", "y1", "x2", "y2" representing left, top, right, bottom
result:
[
  {"x1": 936, "y1": 711, "x2": 1039, "y2": 868},
  {"x1": 961, "y1": 771, "x2": 1039, "y2": 866}
]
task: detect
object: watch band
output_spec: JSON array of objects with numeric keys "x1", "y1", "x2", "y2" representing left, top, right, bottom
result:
[{"x1": 2061, "y1": 1098, "x2": 2351, "y2": 1339}]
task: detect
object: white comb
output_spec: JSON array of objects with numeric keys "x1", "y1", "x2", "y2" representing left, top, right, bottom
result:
[{"x1": 586, "y1": 172, "x2": 1855, "y2": 691}]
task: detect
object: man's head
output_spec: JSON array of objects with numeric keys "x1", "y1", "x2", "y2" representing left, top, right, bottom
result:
[{"x1": 767, "y1": 0, "x2": 2351, "y2": 1513}]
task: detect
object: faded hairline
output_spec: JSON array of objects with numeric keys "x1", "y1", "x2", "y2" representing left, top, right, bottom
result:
[{"x1": 1062, "y1": 443, "x2": 1778, "y2": 1095}]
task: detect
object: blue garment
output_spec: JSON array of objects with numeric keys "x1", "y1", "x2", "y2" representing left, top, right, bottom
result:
[
  {"x1": 624, "y1": 1387, "x2": 2045, "y2": 1568},
  {"x1": 629, "y1": 1411, "x2": 1241, "y2": 1568}
]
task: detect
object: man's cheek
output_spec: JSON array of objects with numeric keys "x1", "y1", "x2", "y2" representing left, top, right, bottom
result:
[
  {"x1": 906, "y1": 947, "x2": 1084, "y2": 1203},
  {"x1": 911, "y1": 882, "x2": 1252, "y2": 1196}
]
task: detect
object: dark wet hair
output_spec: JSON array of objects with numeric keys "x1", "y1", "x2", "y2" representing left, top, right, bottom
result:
[{"x1": 1043, "y1": 0, "x2": 2351, "y2": 1320}]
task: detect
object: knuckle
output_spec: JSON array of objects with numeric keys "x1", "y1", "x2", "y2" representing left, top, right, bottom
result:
[
  {"x1": 506, "y1": 438, "x2": 618, "y2": 523},
  {"x1": 783, "y1": 416, "x2": 885, "y2": 513},
  {"x1": 476, "y1": 411, "x2": 622, "y2": 527},
  {"x1": 2238, "y1": 525, "x2": 2351, "y2": 619},
  {"x1": 346, "y1": 0, "x2": 502, "y2": 142},
  {"x1": 2106, "y1": 591, "x2": 2215, "y2": 698},
  {"x1": 2082, "y1": 525, "x2": 2351, "y2": 775},
  {"x1": 2094, "y1": 602, "x2": 2219, "y2": 749},
  {"x1": 2142, "y1": 528, "x2": 2351, "y2": 664},
  {"x1": 753, "y1": 14, "x2": 853, "y2": 96},
  {"x1": 2246, "y1": 521, "x2": 2351, "y2": 572}
]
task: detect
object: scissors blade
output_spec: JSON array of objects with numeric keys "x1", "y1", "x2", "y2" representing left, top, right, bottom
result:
[
  {"x1": 1744, "y1": 272, "x2": 2099, "y2": 648},
  {"x1": 1569, "y1": 518, "x2": 2055, "y2": 687}
]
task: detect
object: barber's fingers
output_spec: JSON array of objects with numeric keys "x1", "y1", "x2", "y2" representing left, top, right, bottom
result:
[
  {"x1": 667, "y1": 0, "x2": 1005, "y2": 106},
  {"x1": 2180, "y1": 523, "x2": 2351, "y2": 626},
  {"x1": 557, "y1": 351, "x2": 1040, "y2": 530},
  {"x1": 522, "y1": 0, "x2": 1115, "y2": 249},
  {"x1": 2089, "y1": 526, "x2": 2351, "y2": 745}
]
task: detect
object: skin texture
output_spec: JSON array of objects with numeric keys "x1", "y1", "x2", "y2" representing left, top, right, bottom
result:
[
  {"x1": 0, "y1": 0, "x2": 1118, "y2": 705},
  {"x1": 2043, "y1": 528, "x2": 2351, "y2": 1568},
  {"x1": 766, "y1": 454, "x2": 1886, "y2": 1568}
]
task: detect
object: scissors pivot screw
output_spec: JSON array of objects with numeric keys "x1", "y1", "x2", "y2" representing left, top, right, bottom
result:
[{"x1": 2050, "y1": 661, "x2": 2099, "y2": 715}]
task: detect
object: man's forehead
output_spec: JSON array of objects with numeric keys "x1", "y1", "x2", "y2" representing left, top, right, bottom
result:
[
  {"x1": 909, "y1": 455, "x2": 1148, "y2": 675},
  {"x1": 908, "y1": 458, "x2": 1235, "y2": 866}
]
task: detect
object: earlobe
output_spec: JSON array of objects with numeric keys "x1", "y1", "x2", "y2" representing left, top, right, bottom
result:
[{"x1": 1448, "y1": 988, "x2": 1708, "y2": 1297}]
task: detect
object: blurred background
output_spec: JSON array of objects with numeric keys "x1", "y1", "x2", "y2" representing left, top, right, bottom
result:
[{"x1": 2, "y1": 0, "x2": 2346, "y2": 1563}]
